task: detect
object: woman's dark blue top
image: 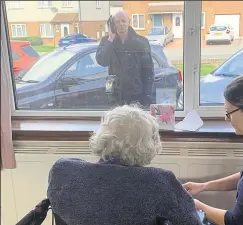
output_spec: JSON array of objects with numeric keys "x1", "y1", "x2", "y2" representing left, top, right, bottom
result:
[{"x1": 224, "y1": 171, "x2": 243, "y2": 225}]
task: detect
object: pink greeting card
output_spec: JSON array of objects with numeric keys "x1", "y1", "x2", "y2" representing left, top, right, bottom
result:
[{"x1": 150, "y1": 104, "x2": 175, "y2": 130}]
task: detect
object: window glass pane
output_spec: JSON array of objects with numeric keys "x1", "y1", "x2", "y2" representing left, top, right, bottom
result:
[
  {"x1": 21, "y1": 46, "x2": 40, "y2": 57},
  {"x1": 6, "y1": 1, "x2": 184, "y2": 111},
  {"x1": 200, "y1": 1, "x2": 243, "y2": 106}
]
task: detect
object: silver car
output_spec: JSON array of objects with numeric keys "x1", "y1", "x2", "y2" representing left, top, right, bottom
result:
[
  {"x1": 178, "y1": 49, "x2": 243, "y2": 108},
  {"x1": 146, "y1": 26, "x2": 174, "y2": 47}
]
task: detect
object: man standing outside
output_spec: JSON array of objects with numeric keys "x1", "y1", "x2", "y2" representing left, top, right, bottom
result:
[{"x1": 96, "y1": 10, "x2": 154, "y2": 106}]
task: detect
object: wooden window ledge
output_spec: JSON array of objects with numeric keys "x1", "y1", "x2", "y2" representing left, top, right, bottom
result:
[{"x1": 11, "y1": 119, "x2": 243, "y2": 142}]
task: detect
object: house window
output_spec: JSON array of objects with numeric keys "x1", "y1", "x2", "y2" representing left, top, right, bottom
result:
[
  {"x1": 96, "y1": 1, "x2": 101, "y2": 9},
  {"x1": 201, "y1": 12, "x2": 206, "y2": 29},
  {"x1": 6, "y1": 1, "x2": 23, "y2": 9},
  {"x1": 132, "y1": 14, "x2": 145, "y2": 30},
  {"x1": 40, "y1": 24, "x2": 54, "y2": 37},
  {"x1": 11, "y1": 24, "x2": 27, "y2": 37},
  {"x1": 74, "y1": 23, "x2": 80, "y2": 34},
  {"x1": 37, "y1": 1, "x2": 52, "y2": 8},
  {"x1": 62, "y1": 1, "x2": 72, "y2": 7}
]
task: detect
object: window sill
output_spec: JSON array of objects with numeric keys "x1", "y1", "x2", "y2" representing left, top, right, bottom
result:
[{"x1": 12, "y1": 119, "x2": 242, "y2": 142}]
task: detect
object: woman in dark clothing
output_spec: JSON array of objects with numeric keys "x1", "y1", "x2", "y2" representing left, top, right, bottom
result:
[
  {"x1": 47, "y1": 104, "x2": 202, "y2": 225},
  {"x1": 183, "y1": 76, "x2": 243, "y2": 225}
]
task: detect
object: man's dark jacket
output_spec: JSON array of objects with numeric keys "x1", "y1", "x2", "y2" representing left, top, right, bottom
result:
[{"x1": 96, "y1": 26, "x2": 154, "y2": 105}]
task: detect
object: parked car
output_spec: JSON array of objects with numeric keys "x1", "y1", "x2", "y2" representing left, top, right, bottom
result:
[
  {"x1": 10, "y1": 40, "x2": 40, "y2": 78},
  {"x1": 205, "y1": 24, "x2": 234, "y2": 45},
  {"x1": 178, "y1": 49, "x2": 243, "y2": 108},
  {"x1": 58, "y1": 33, "x2": 97, "y2": 47},
  {"x1": 15, "y1": 43, "x2": 182, "y2": 110},
  {"x1": 146, "y1": 26, "x2": 174, "y2": 47}
]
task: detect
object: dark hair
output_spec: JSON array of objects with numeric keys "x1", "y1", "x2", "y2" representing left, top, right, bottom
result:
[{"x1": 224, "y1": 76, "x2": 243, "y2": 109}]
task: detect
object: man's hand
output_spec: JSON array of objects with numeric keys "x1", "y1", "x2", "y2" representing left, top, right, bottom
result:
[
  {"x1": 194, "y1": 199, "x2": 203, "y2": 210},
  {"x1": 108, "y1": 26, "x2": 116, "y2": 42}
]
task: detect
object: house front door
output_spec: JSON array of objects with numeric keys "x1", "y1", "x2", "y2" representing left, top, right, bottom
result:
[
  {"x1": 153, "y1": 14, "x2": 162, "y2": 27},
  {"x1": 172, "y1": 13, "x2": 183, "y2": 38},
  {"x1": 61, "y1": 24, "x2": 70, "y2": 37}
]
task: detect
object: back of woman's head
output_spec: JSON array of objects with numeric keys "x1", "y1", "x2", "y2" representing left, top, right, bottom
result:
[
  {"x1": 224, "y1": 75, "x2": 243, "y2": 109},
  {"x1": 90, "y1": 105, "x2": 162, "y2": 166}
]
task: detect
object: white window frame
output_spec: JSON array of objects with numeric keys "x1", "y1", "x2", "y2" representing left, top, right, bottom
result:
[
  {"x1": 2, "y1": 1, "x2": 226, "y2": 118},
  {"x1": 201, "y1": 12, "x2": 206, "y2": 29},
  {"x1": 132, "y1": 14, "x2": 145, "y2": 30},
  {"x1": 62, "y1": 1, "x2": 72, "y2": 7},
  {"x1": 96, "y1": 1, "x2": 101, "y2": 9},
  {"x1": 11, "y1": 24, "x2": 27, "y2": 38},
  {"x1": 40, "y1": 24, "x2": 54, "y2": 38},
  {"x1": 37, "y1": 1, "x2": 52, "y2": 9},
  {"x1": 6, "y1": 1, "x2": 24, "y2": 9}
]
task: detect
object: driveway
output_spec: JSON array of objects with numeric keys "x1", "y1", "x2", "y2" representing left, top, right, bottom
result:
[{"x1": 164, "y1": 39, "x2": 243, "y2": 60}]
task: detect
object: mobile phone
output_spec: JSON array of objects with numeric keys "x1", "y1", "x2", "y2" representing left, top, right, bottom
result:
[
  {"x1": 107, "y1": 15, "x2": 116, "y2": 34},
  {"x1": 197, "y1": 210, "x2": 208, "y2": 224}
]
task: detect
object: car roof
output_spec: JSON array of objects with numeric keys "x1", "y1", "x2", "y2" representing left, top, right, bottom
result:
[
  {"x1": 57, "y1": 42, "x2": 163, "y2": 54},
  {"x1": 10, "y1": 40, "x2": 31, "y2": 47}
]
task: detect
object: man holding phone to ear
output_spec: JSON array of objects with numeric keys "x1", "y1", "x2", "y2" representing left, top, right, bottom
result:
[{"x1": 96, "y1": 10, "x2": 154, "y2": 106}]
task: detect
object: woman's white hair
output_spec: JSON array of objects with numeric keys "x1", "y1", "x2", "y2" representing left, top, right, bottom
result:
[{"x1": 90, "y1": 105, "x2": 162, "y2": 166}]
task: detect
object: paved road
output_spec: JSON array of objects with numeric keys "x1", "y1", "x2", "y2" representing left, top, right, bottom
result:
[
  {"x1": 164, "y1": 45, "x2": 242, "y2": 60},
  {"x1": 39, "y1": 44, "x2": 242, "y2": 60}
]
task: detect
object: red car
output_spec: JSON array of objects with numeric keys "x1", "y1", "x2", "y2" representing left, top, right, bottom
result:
[{"x1": 10, "y1": 41, "x2": 39, "y2": 77}]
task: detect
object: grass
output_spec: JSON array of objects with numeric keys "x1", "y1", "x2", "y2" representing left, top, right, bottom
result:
[
  {"x1": 176, "y1": 64, "x2": 217, "y2": 76},
  {"x1": 33, "y1": 45, "x2": 57, "y2": 52}
]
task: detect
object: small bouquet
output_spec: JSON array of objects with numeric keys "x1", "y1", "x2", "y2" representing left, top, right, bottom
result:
[{"x1": 150, "y1": 104, "x2": 175, "y2": 130}]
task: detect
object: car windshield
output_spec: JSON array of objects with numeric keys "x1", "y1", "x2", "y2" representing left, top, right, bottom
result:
[
  {"x1": 148, "y1": 28, "x2": 165, "y2": 36},
  {"x1": 213, "y1": 50, "x2": 243, "y2": 77},
  {"x1": 22, "y1": 49, "x2": 76, "y2": 82},
  {"x1": 210, "y1": 26, "x2": 227, "y2": 31}
]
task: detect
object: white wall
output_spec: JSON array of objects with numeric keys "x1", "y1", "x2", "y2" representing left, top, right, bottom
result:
[{"x1": 80, "y1": 1, "x2": 110, "y2": 21}]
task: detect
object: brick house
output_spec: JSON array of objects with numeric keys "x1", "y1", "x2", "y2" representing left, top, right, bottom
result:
[
  {"x1": 123, "y1": 1, "x2": 243, "y2": 39},
  {"x1": 6, "y1": 1, "x2": 110, "y2": 46}
]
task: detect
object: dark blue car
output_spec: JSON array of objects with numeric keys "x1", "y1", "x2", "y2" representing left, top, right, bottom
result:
[
  {"x1": 15, "y1": 43, "x2": 182, "y2": 110},
  {"x1": 58, "y1": 33, "x2": 97, "y2": 47}
]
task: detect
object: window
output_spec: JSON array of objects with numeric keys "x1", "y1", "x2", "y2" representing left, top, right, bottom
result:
[
  {"x1": 37, "y1": 1, "x2": 52, "y2": 8},
  {"x1": 132, "y1": 14, "x2": 145, "y2": 30},
  {"x1": 62, "y1": 1, "x2": 72, "y2": 7},
  {"x1": 11, "y1": 24, "x2": 27, "y2": 37},
  {"x1": 96, "y1": 1, "x2": 101, "y2": 9},
  {"x1": 40, "y1": 24, "x2": 54, "y2": 37},
  {"x1": 6, "y1": 1, "x2": 23, "y2": 9},
  {"x1": 199, "y1": 1, "x2": 242, "y2": 112},
  {"x1": 74, "y1": 23, "x2": 80, "y2": 34},
  {"x1": 5, "y1": 1, "x2": 241, "y2": 118},
  {"x1": 201, "y1": 12, "x2": 205, "y2": 29}
]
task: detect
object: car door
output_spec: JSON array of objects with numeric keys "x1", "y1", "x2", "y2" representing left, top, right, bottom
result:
[{"x1": 54, "y1": 51, "x2": 108, "y2": 110}]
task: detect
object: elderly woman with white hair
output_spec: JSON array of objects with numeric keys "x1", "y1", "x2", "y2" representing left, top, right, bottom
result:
[{"x1": 47, "y1": 105, "x2": 202, "y2": 225}]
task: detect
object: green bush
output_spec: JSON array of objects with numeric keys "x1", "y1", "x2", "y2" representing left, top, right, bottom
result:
[{"x1": 11, "y1": 36, "x2": 43, "y2": 46}]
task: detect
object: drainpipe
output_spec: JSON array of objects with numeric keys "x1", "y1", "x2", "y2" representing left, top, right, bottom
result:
[{"x1": 78, "y1": 1, "x2": 82, "y2": 33}]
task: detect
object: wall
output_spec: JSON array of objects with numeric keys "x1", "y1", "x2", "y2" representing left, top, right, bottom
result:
[
  {"x1": 81, "y1": 21, "x2": 107, "y2": 40},
  {"x1": 124, "y1": 1, "x2": 243, "y2": 38},
  {"x1": 80, "y1": 1, "x2": 110, "y2": 21},
  {"x1": 201, "y1": 1, "x2": 243, "y2": 38},
  {"x1": 1, "y1": 140, "x2": 243, "y2": 225},
  {"x1": 6, "y1": 1, "x2": 79, "y2": 22}
]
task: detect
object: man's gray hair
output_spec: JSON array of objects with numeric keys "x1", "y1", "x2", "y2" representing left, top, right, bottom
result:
[{"x1": 90, "y1": 105, "x2": 162, "y2": 166}]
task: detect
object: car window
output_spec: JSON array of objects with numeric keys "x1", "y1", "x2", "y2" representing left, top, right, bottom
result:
[
  {"x1": 214, "y1": 51, "x2": 243, "y2": 76},
  {"x1": 21, "y1": 46, "x2": 39, "y2": 57},
  {"x1": 148, "y1": 28, "x2": 165, "y2": 36},
  {"x1": 152, "y1": 57, "x2": 160, "y2": 69},
  {"x1": 64, "y1": 52, "x2": 107, "y2": 78},
  {"x1": 22, "y1": 49, "x2": 76, "y2": 82},
  {"x1": 210, "y1": 26, "x2": 227, "y2": 31},
  {"x1": 11, "y1": 51, "x2": 20, "y2": 60}
]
